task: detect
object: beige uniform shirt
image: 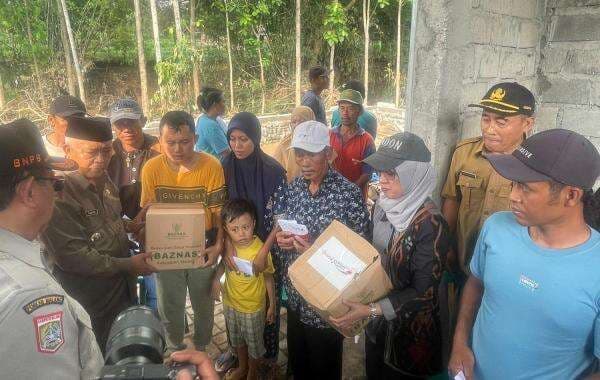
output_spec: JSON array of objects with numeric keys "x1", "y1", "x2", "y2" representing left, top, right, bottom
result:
[
  {"x1": 0, "y1": 228, "x2": 103, "y2": 379},
  {"x1": 441, "y1": 137, "x2": 513, "y2": 272},
  {"x1": 272, "y1": 134, "x2": 300, "y2": 182}
]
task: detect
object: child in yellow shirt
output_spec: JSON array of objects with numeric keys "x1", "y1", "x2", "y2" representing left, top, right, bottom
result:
[{"x1": 211, "y1": 199, "x2": 275, "y2": 380}]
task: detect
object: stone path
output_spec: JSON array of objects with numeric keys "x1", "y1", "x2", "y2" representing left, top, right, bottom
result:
[{"x1": 184, "y1": 298, "x2": 367, "y2": 379}]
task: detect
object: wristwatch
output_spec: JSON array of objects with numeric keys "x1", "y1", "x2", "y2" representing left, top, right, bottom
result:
[{"x1": 368, "y1": 303, "x2": 378, "y2": 320}]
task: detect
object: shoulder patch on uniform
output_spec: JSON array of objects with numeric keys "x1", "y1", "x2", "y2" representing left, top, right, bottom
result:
[
  {"x1": 455, "y1": 136, "x2": 482, "y2": 148},
  {"x1": 34, "y1": 311, "x2": 65, "y2": 353},
  {"x1": 23, "y1": 294, "x2": 64, "y2": 314}
]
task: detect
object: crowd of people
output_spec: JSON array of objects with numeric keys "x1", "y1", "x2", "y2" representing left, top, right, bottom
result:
[{"x1": 0, "y1": 65, "x2": 599, "y2": 380}]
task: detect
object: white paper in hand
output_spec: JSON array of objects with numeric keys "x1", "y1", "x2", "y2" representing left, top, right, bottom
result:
[
  {"x1": 454, "y1": 371, "x2": 467, "y2": 380},
  {"x1": 278, "y1": 219, "x2": 309, "y2": 236},
  {"x1": 232, "y1": 256, "x2": 254, "y2": 276}
]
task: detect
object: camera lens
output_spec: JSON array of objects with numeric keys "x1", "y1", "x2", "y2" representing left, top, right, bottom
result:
[{"x1": 104, "y1": 305, "x2": 165, "y2": 366}]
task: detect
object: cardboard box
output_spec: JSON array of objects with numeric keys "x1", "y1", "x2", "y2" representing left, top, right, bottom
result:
[
  {"x1": 145, "y1": 203, "x2": 206, "y2": 270},
  {"x1": 288, "y1": 220, "x2": 393, "y2": 337}
]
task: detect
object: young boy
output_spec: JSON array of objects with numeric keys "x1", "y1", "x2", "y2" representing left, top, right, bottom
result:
[{"x1": 211, "y1": 199, "x2": 276, "y2": 380}]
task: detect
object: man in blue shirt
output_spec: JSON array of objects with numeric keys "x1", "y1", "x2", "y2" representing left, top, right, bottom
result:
[
  {"x1": 301, "y1": 66, "x2": 329, "y2": 125},
  {"x1": 449, "y1": 129, "x2": 600, "y2": 380}
]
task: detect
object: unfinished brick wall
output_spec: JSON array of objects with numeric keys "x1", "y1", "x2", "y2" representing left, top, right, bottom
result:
[
  {"x1": 536, "y1": 0, "x2": 600, "y2": 150},
  {"x1": 459, "y1": 0, "x2": 545, "y2": 139}
]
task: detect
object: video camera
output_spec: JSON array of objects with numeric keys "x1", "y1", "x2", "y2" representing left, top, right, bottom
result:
[{"x1": 96, "y1": 305, "x2": 196, "y2": 380}]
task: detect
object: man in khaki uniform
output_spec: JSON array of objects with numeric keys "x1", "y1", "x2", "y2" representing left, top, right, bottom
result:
[
  {"x1": 42, "y1": 116, "x2": 155, "y2": 353},
  {"x1": 0, "y1": 119, "x2": 103, "y2": 379},
  {"x1": 441, "y1": 82, "x2": 536, "y2": 276}
]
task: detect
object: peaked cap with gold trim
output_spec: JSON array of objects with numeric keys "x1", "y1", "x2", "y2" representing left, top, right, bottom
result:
[{"x1": 469, "y1": 82, "x2": 535, "y2": 116}]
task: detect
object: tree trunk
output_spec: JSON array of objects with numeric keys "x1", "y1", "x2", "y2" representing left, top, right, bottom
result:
[
  {"x1": 172, "y1": 0, "x2": 183, "y2": 42},
  {"x1": 257, "y1": 39, "x2": 266, "y2": 114},
  {"x1": 134, "y1": 0, "x2": 149, "y2": 114},
  {"x1": 0, "y1": 71, "x2": 5, "y2": 109},
  {"x1": 190, "y1": 0, "x2": 200, "y2": 99},
  {"x1": 394, "y1": 0, "x2": 403, "y2": 107},
  {"x1": 57, "y1": 0, "x2": 76, "y2": 96},
  {"x1": 23, "y1": 0, "x2": 43, "y2": 97},
  {"x1": 149, "y1": 0, "x2": 162, "y2": 62},
  {"x1": 224, "y1": 0, "x2": 235, "y2": 110},
  {"x1": 329, "y1": 43, "x2": 335, "y2": 94},
  {"x1": 59, "y1": 0, "x2": 86, "y2": 103},
  {"x1": 295, "y1": 0, "x2": 301, "y2": 106},
  {"x1": 149, "y1": 0, "x2": 165, "y2": 108},
  {"x1": 362, "y1": 0, "x2": 370, "y2": 104}
]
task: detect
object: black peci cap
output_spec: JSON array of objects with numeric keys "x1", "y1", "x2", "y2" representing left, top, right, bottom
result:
[
  {"x1": 363, "y1": 132, "x2": 431, "y2": 172},
  {"x1": 65, "y1": 115, "x2": 112, "y2": 142},
  {"x1": 0, "y1": 119, "x2": 78, "y2": 179},
  {"x1": 488, "y1": 129, "x2": 600, "y2": 190},
  {"x1": 49, "y1": 95, "x2": 87, "y2": 117},
  {"x1": 469, "y1": 82, "x2": 535, "y2": 116}
]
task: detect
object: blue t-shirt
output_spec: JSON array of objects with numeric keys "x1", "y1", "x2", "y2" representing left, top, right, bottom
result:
[
  {"x1": 331, "y1": 107, "x2": 378, "y2": 139},
  {"x1": 301, "y1": 90, "x2": 327, "y2": 125},
  {"x1": 470, "y1": 212, "x2": 600, "y2": 380},
  {"x1": 195, "y1": 114, "x2": 229, "y2": 159}
]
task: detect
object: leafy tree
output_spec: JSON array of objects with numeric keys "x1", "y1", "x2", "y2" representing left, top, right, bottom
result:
[{"x1": 323, "y1": 1, "x2": 348, "y2": 93}]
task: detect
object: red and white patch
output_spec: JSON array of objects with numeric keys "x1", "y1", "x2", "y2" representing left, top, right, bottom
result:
[{"x1": 33, "y1": 311, "x2": 65, "y2": 353}]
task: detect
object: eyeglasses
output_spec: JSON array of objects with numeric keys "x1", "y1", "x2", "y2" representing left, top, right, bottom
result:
[{"x1": 35, "y1": 176, "x2": 65, "y2": 192}]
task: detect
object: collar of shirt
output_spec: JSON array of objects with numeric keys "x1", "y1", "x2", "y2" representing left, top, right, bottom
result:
[
  {"x1": 297, "y1": 167, "x2": 338, "y2": 197},
  {"x1": 113, "y1": 133, "x2": 158, "y2": 156},
  {"x1": 474, "y1": 137, "x2": 485, "y2": 157},
  {"x1": 0, "y1": 228, "x2": 45, "y2": 269},
  {"x1": 331, "y1": 125, "x2": 366, "y2": 138},
  {"x1": 68, "y1": 171, "x2": 97, "y2": 192},
  {"x1": 67, "y1": 171, "x2": 116, "y2": 198}
]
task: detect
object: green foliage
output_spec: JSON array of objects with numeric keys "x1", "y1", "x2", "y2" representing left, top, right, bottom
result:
[
  {"x1": 323, "y1": 1, "x2": 348, "y2": 46},
  {"x1": 0, "y1": 0, "x2": 413, "y2": 115},
  {"x1": 153, "y1": 37, "x2": 199, "y2": 110}
]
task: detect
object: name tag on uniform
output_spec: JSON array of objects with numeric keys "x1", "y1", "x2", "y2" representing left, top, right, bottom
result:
[
  {"x1": 85, "y1": 209, "x2": 99, "y2": 217},
  {"x1": 458, "y1": 170, "x2": 477, "y2": 179},
  {"x1": 23, "y1": 294, "x2": 65, "y2": 314}
]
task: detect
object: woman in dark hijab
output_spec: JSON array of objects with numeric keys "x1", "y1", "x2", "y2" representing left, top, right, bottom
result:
[{"x1": 222, "y1": 112, "x2": 287, "y2": 369}]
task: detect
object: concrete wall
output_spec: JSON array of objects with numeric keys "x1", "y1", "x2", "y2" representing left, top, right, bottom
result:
[
  {"x1": 405, "y1": 0, "x2": 600, "y2": 197},
  {"x1": 536, "y1": 0, "x2": 600, "y2": 150},
  {"x1": 143, "y1": 105, "x2": 406, "y2": 145},
  {"x1": 405, "y1": 0, "x2": 545, "y2": 200},
  {"x1": 459, "y1": 0, "x2": 545, "y2": 138}
]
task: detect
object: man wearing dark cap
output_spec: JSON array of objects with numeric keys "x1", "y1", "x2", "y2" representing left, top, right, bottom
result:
[
  {"x1": 0, "y1": 119, "x2": 103, "y2": 378},
  {"x1": 107, "y1": 98, "x2": 160, "y2": 220},
  {"x1": 329, "y1": 88, "x2": 375, "y2": 199},
  {"x1": 45, "y1": 94, "x2": 87, "y2": 157},
  {"x1": 41, "y1": 115, "x2": 156, "y2": 353},
  {"x1": 441, "y1": 82, "x2": 536, "y2": 277},
  {"x1": 449, "y1": 129, "x2": 600, "y2": 380}
]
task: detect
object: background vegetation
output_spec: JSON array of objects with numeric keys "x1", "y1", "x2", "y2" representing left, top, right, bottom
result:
[{"x1": 0, "y1": 0, "x2": 412, "y2": 127}]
